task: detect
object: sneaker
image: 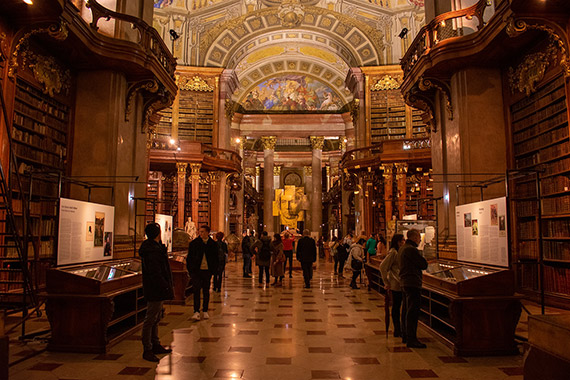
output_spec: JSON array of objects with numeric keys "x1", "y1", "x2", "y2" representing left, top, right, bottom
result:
[
  {"x1": 192, "y1": 312, "x2": 201, "y2": 321},
  {"x1": 202, "y1": 311, "x2": 210, "y2": 319},
  {"x1": 153, "y1": 344, "x2": 172, "y2": 354},
  {"x1": 143, "y1": 350, "x2": 160, "y2": 362}
]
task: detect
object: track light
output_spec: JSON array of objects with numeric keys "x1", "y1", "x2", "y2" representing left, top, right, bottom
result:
[
  {"x1": 169, "y1": 29, "x2": 180, "y2": 40},
  {"x1": 398, "y1": 27, "x2": 408, "y2": 39}
]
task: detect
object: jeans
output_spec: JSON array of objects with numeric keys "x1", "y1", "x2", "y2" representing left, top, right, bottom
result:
[
  {"x1": 283, "y1": 250, "x2": 293, "y2": 276},
  {"x1": 350, "y1": 269, "x2": 361, "y2": 285},
  {"x1": 243, "y1": 254, "x2": 252, "y2": 275},
  {"x1": 391, "y1": 290, "x2": 404, "y2": 336},
  {"x1": 213, "y1": 262, "x2": 225, "y2": 290},
  {"x1": 403, "y1": 286, "x2": 422, "y2": 342},
  {"x1": 142, "y1": 300, "x2": 162, "y2": 351},
  {"x1": 192, "y1": 270, "x2": 212, "y2": 313},
  {"x1": 301, "y1": 262, "x2": 313, "y2": 287},
  {"x1": 258, "y1": 265, "x2": 270, "y2": 284},
  {"x1": 338, "y1": 259, "x2": 346, "y2": 275}
]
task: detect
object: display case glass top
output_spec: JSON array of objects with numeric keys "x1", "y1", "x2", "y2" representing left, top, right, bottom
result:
[{"x1": 396, "y1": 219, "x2": 437, "y2": 260}]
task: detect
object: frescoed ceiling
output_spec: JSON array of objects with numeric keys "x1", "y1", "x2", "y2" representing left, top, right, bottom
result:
[{"x1": 153, "y1": 0, "x2": 425, "y2": 109}]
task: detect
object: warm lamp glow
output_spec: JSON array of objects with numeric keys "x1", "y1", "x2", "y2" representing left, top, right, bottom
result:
[
  {"x1": 235, "y1": 137, "x2": 241, "y2": 144},
  {"x1": 23, "y1": 0, "x2": 33, "y2": 4},
  {"x1": 169, "y1": 138, "x2": 175, "y2": 145}
]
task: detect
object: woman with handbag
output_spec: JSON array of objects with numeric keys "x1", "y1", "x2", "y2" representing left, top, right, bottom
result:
[
  {"x1": 270, "y1": 233, "x2": 285, "y2": 286},
  {"x1": 349, "y1": 238, "x2": 366, "y2": 289}
]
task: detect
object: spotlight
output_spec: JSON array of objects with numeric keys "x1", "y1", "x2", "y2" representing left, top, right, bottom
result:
[
  {"x1": 169, "y1": 29, "x2": 180, "y2": 40},
  {"x1": 398, "y1": 27, "x2": 408, "y2": 39},
  {"x1": 23, "y1": 0, "x2": 33, "y2": 4},
  {"x1": 169, "y1": 138, "x2": 175, "y2": 145}
]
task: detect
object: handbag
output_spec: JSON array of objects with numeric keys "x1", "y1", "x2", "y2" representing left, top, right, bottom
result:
[{"x1": 351, "y1": 259, "x2": 363, "y2": 271}]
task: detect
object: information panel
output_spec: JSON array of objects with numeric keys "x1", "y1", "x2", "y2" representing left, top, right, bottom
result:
[
  {"x1": 155, "y1": 214, "x2": 173, "y2": 253},
  {"x1": 58, "y1": 198, "x2": 115, "y2": 266},
  {"x1": 455, "y1": 196, "x2": 508, "y2": 267}
]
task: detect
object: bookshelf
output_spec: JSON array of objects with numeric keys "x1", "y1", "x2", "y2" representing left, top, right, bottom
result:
[
  {"x1": 178, "y1": 92, "x2": 214, "y2": 144},
  {"x1": 510, "y1": 72, "x2": 570, "y2": 306}
]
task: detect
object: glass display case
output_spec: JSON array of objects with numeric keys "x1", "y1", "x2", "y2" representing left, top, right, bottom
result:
[{"x1": 395, "y1": 219, "x2": 437, "y2": 260}]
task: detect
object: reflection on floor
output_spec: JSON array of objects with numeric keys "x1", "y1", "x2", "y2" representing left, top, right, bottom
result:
[{"x1": 8, "y1": 259, "x2": 532, "y2": 379}]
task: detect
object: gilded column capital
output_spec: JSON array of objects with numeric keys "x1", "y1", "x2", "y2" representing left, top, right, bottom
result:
[
  {"x1": 310, "y1": 136, "x2": 325, "y2": 150},
  {"x1": 236, "y1": 137, "x2": 244, "y2": 150},
  {"x1": 261, "y1": 136, "x2": 277, "y2": 150},
  {"x1": 339, "y1": 138, "x2": 346, "y2": 151},
  {"x1": 381, "y1": 163, "x2": 394, "y2": 176},
  {"x1": 325, "y1": 165, "x2": 330, "y2": 176},
  {"x1": 190, "y1": 163, "x2": 201, "y2": 180},
  {"x1": 273, "y1": 165, "x2": 282, "y2": 176},
  {"x1": 255, "y1": 166, "x2": 261, "y2": 176},
  {"x1": 208, "y1": 171, "x2": 222, "y2": 183},
  {"x1": 176, "y1": 163, "x2": 188, "y2": 178},
  {"x1": 395, "y1": 163, "x2": 408, "y2": 179},
  {"x1": 303, "y1": 166, "x2": 312, "y2": 177}
]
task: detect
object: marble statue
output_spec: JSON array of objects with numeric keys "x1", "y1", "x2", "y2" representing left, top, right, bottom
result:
[{"x1": 185, "y1": 217, "x2": 197, "y2": 240}]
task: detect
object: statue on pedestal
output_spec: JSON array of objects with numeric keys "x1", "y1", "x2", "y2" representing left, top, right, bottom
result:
[{"x1": 185, "y1": 217, "x2": 196, "y2": 240}]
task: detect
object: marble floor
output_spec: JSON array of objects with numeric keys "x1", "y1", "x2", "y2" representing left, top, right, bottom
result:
[{"x1": 7, "y1": 259, "x2": 530, "y2": 380}]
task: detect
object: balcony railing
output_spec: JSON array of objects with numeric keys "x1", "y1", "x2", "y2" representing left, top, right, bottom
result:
[
  {"x1": 85, "y1": 0, "x2": 176, "y2": 77},
  {"x1": 341, "y1": 138, "x2": 431, "y2": 170},
  {"x1": 201, "y1": 145, "x2": 242, "y2": 167},
  {"x1": 401, "y1": 0, "x2": 492, "y2": 77}
]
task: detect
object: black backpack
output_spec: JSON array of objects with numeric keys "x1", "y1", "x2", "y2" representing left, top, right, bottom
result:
[
  {"x1": 337, "y1": 244, "x2": 349, "y2": 261},
  {"x1": 259, "y1": 239, "x2": 271, "y2": 261}
]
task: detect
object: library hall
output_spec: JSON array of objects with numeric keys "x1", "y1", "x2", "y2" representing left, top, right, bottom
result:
[{"x1": 1, "y1": 0, "x2": 570, "y2": 379}]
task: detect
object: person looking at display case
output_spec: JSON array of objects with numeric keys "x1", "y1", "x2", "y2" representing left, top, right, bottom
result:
[
  {"x1": 139, "y1": 223, "x2": 174, "y2": 362},
  {"x1": 187, "y1": 225, "x2": 219, "y2": 321},
  {"x1": 379, "y1": 234, "x2": 406, "y2": 339}
]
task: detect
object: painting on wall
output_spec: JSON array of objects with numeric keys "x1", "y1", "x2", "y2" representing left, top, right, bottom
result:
[{"x1": 240, "y1": 75, "x2": 344, "y2": 111}]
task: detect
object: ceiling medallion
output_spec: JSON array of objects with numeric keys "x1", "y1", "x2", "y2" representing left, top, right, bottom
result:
[
  {"x1": 279, "y1": 0, "x2": 305, "y2": 28},
  {"x1": 371, "y1": 75, "x2": 401, "y2": 91}
]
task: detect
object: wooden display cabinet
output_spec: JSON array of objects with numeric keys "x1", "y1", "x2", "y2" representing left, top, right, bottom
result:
[
  {"x1": 365, "y1": 256, "x2": 385, "y2": 294},
  {"x1": 421, "y1": 260, "x2": 522, "y2": 356},
  {"x1": 168, "y1": 251, "x2": 189, "y2": 304},
  {"x1": 45, "y1": 259, "x2": 145, "y2": 353}
]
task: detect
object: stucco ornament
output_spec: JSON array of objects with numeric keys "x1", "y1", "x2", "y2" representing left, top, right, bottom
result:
[{"x1": 279, "y1": 0, "x2": 305, "y2": 28}]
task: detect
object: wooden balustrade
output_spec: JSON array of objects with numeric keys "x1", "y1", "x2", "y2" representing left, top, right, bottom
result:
[
  {"x1": 401, "y1": 0, "x2": 492, "y2": 77},
  {"x1": 341, "y1": 138, "x2": 431, "y2": 170},
  {"x1": 85, "y1": 0, "x2": 176, "y2": 78}
]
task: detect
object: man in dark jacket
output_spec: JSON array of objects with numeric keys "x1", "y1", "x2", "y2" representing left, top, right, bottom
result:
[
  {"x1": 139, "y1": 223, "x2": 174, "y2": 362},
  {"x1": 398, "y1": 228, "x2": 428, "y2": 348},
  {"x1": 187, "y1": 225, "x2": 219, "y2": 321},
  {"x1": 241, "y1": 232, "x2": 252, "y2": 278},
  {"x1": 296, "y1": 229, "x2": 317, "y2": 288}
]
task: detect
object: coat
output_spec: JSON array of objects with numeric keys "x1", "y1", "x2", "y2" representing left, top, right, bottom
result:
[
  {"x1": 256, "y1": 236, "x2": 272, "y2": 266},
  {"x1": 296, "y1": 236, "x2": 317, "y2": 263},
  {"x1": 379, "y1": 247, "x2": 401, "y2": 291},
  {"x1": 187, "y1": 236, "x2": 219, "y2": 275},
  {"x1": 139, "y1": 239, "x2": 174, "y2": 302},
  {"x1": 270, "y1": 240, "x2": 285, "y2": 277},
  {"x1": 398, "y1": 239, "x2": 428, "y2": 289},
  {"x1": 347, "y1": 243, "x2": 364, "y2": 271}
]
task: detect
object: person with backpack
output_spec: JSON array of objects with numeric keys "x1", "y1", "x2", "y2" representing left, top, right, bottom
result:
[
  {"x1": 213, "y1": 231, "x2": 228, "y2": 292},
  {"x1": 256, "y1": 231, "x2": 272, "y2": 286},
  {"x1": 296, "y1": 229, "x2": 317, "y2": 288},
  {"x1": 348, "y1": 238, "x2": 366, "y2": 289}
]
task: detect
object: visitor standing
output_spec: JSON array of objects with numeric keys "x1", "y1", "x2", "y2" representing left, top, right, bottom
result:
[
  {"x1": 365, "y1": 233, "x2": 377, "y2": 261},
  {"x1": 296, "y1": 229, "x2": 317, "y2": 288},
  {"x1": 282, "y1": 231, "x2": 295, "y2": 278},
  {"x1": 399, "y1": 229, "x2": 428, "y2": 348},
  {"x1": 270, "y1": 233, "x2": 285, "y2": 286},
  {"x1": 139, "y1": 223, "x2": 173, "y2": 362},
  {"x1": 379, "y1": 233, "x2": 406, "y2": 338},
  {"x1": 213, "y1": 232, "x2": 228, "y2": 292},
  {"x1": 187, "y1": 225, "x2": 219, "y2": 321},
  {"x1": 241, "y1": 232, "x2": 252, "y2": 278},
  {"x1": 256, "y1": 231, "x2": 272, "y2": 286},
  {"x1": 348, "y1": 238, "x2": 366, "y2": 289}
]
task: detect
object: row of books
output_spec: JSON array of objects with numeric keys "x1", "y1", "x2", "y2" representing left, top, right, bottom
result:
[
  {"x1": 515, "y1": 140, "x2": 570, "y2": 169},
  {"x1": 512, "y1": 98, "x2": 566, "y2": 132},
  {"x1": 13, "y1": 113, "x2": 67, "y2": 142},
  {"x1": 14, "y1": 101, "x2": 68, "y2": 132},
  {"x1": 514, "y1": 125, "x2": 568, "y2": 157},
  {"x1": 542, "y1": 157, "x2": 570, "y2": 177},
  {"x1": 517, "y1": 240, "x2": 538, "y2": 259},
  {"x1": 39, "y1": 240, "x2": 55, "y2": 257},
  {"x1": 543, "y1": 240, "x2": 570, "y2": 261},
  {"x1": 511, "y1": 75, "x2": 564, "y2": 113},
  {"x1": 541, "y1": 175, "x2": 570, "y2": 196},
  {"x1": 543, "y1": 265, "x2": 570, "y2": 295},
  {"x1": 543, "y1": 219, "x2": 570, "y2": 237},
  {"x1": 12, "y1": 129, "x2": 67, "y2": 157},
  {"x1": 14, "y1": 144, "x2": 65, "y2": 169},
  {"x1": 542, "y1": 195, "x2": 570, "y2": 215},
  {"x1": 513, "y1": 112, "x2": 567, "y2": 144},
  {"x1": 517, "y1": 220, "x2": 536, "y2": 237},
  {"x1": 513, "y1": 180, "x2": 537, "y2": 198},
  {"x1": 517, "y1": 262, "x2": 538, "y2": 290},
  {"x1": 516, "y1": 200, "x2": 539, "y2": 217},
  {"x1": 15, "y1": 86, "x2": 69, "y2": 120},
  {"x1": 512, "y1": 86, "x2": 566, "y2": 122},
  {"x1": 1, "y1": 241, "x2": 35, "y2": 258}
]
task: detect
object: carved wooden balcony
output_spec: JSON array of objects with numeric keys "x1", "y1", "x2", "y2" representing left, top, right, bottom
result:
[{"x1": 340, "y1": 138, "x2": 431, "y2": 172}]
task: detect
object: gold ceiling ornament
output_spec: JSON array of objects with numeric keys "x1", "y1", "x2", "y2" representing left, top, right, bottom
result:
[
  {"x1": 508, "y1": 43, "x2": 556, "y2": 96},
  {"x1": 179, "y1": 75, "x2": 214, "y2": 92},
  {"x1": 310, "y1": 136, "x2": 325, "y2": 150},
  {"x1": 279, "y1": 0, "x2": 305, "y2": 28},
  {"x1": 21, "y1": 48, "x2": 71, "y2": 97},
  {"x1": 9, "y1": 21, "x2": 68, "y2": 78},
  {"x1": 371, "y1": 75, "x2": 402, "y2": 91},
  {"x1": 506, "y1": 17, "x2": 570, "y2": 78},
  {"x1": 261, "y1": 136, "x2": 277, "y2": 150}
]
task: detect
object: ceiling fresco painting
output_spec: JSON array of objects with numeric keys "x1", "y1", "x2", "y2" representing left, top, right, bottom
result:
[{"x1": 241, "y1": 75, "x2": 344, "y2": 111}]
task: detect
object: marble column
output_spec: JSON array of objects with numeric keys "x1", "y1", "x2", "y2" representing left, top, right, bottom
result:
[
  {"x1": 209, "y1": 171, "x2": 222, "y2": 231},
  {"x1": 340, "y1": 139, "x2": 350, "y2": 235},
  {"x1": 261, "y1": 136, "x2": 276, "y2": 235},
  {"x1": 325, "y1": 165, "x2": 330, "y2": 192},
  {"x1": 395, "y1": 163, "x2": 408, "y2": 218},
  {"x1": 218, "y1": 70, "x2": 239, "y2": 150},
  {"x1": 382, "y1": 164, "x2": 394, "y2": 223},
  {"x1": 176, "y1": 163, "x2": 187, "y2": 228},
  {"x1": 236, "y1": 139, "x2": 245, "y2": 234},
  {"x1": 363, "y1": 172, "x2": 374, "y2": 236},
  {"x1": 255, "y1": 165, "x2": 260, "y2": 192},
  {"x1": 190, "y1": 163, "x2": 201, "y2": 227},
  {"x1": 303, "y1": 165, "x2": 313, "y2": 232},
  {"x1": 310, "y1": 136, "x2": 324, "y2": 236}
]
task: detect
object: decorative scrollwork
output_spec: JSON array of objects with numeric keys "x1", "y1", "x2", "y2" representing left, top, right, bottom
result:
[
  {"x1": 418, "y1": 77, "x2": 453, "y2": 120},
  {"x1": 279, "y1": 0, "x2": 305, "y2": 28},
  {"x1": 371, "y1": 75, "x2": 402, "y2": 91},
  {"x1": 227, "y1": 172, "x2": 242, "y2": 191},
  {"x1": 309, "y1": 136, "x2": 325, "y2": 150},
  {"x1": 508, "y1": 43, "x2": 556, "y2": 96},
  {"x1": 126, "y1": 80, "x2": 159, "y2": 122},
  {"x1": 343, "y1": 172, "x2": 358, "y2": 191},
  {"x1": 179, "y1": 75, "x2": 214, "y2": 92}
]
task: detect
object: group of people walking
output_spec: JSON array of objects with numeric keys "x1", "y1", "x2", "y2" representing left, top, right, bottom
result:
[{"x1": 137, "y1": 222, "x2": 428, "y2": 362}]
